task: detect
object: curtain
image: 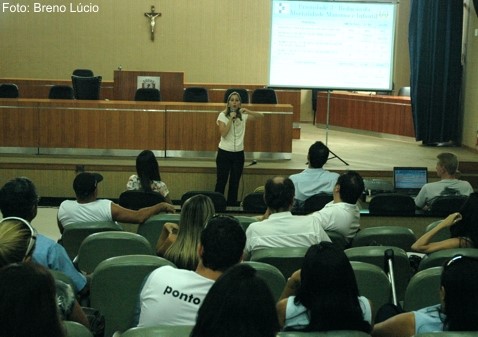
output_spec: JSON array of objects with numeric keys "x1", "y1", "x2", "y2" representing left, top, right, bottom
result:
[{"x1": 409, "y1": 0, "x2": 464, "y2": 145}]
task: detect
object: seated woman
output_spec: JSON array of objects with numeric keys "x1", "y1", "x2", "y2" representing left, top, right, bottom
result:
[
  {"x1": 0, "y1": 262, "x2": 66, "y2": 337},
  {"x1": 190, "y1": 263, "x2": 280, "y2": 337},
  {"x1": 126, "y1": 149, "x2": 172, "y2": 204},
  {"x1": 157, "y1": 194, "x2": 215, "y2": 270},
  {"x1": 412, "y1": 193, "x2": 478, "y2": 253},
  {"x1": 372, "y1": 255, "x2": 478, "y2": 336},
  {"x1": 276, "y1": 242, "x2": 372, "y2": 333},
  {"x1": 0, "y1": 217, "x2": 89, "y2": 329}
]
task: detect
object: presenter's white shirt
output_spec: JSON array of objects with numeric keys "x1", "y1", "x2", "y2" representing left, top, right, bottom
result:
[
  {"x1": 311, "y1": 201, "x2": 360, "y2": 242},
  {"x1": 414, "y1": 179, "x2": 474, "y2": 208},
  {"x1": 245, "y1": 211, "x2": 331, "y2": 255},
  {"x1": 138, "y1": 266, "x2": 214, "y2": 327},
  {"x1": 217, "y1": 112, "x2": 249, "y2": 152},
  {"x1": 57, "y1": 199, "x2": 113, "y2": 227}
]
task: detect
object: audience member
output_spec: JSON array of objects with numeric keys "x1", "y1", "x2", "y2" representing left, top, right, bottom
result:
[
  {"x1": 310, "y1": 171, "x2": 365, "y2": 243},
  {"x1": 415, "y1": 153, "x2": 473, "y2": 210},
  {"x1": 190, "y1": 263, "x2": 280, "y2": 337},
  {"x1": 0, "y1": 177, "x2": 88, "y2": 295},
  {"x1": 157, "y1": 194, "x2": 215, "y2": 270},
  {"x1": 0, "y1": 262, "x2": 66, "y2": 337},
  {"x1": 137, "y1": 215, "x2": 246, "y2": 327},
  {"x1": 245, "y1": 177, "x2": 330, "y2": 258},
  {"x1": 372, "y1": 255, "x2": 478, "y2": 336},
  {"x1": 0, "y1": 217, "x2": 89, "y2": 329},
  {"x1": 126, "y1": 149, "x2": 172, "y2": 204},
  {"x1": 277, "y1": 242, "x2": 372, "y2": 332},
  {"x1": 412, "y1": 192, "x2": 478, "y2": 253},
  {"x1": 215, "y1": 91, "x2": 264, "y2": 206},
  {"x1": 289, "y1": 141, "x2": 339, "y2": 211},
  {"x1": 57, "y1": 172, "x2": 175, "y2": 232}
]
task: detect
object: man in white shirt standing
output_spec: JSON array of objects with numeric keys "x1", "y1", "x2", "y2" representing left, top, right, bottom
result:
[
  {"x1": 289, "y1": 141, "x2": 339, "y2": 212},
  {"x1": 245, "y1": 177, "x2": 330, "y2": 258},
  {"x1": 310, "y1": 171, "x2": 365, "y2": 244},
  {"x1": 415, "y1": 153, "x2": 474, "y2": 210},
  {"x1": 137, "y1": 215, "x2": 246, "y2": 326}
]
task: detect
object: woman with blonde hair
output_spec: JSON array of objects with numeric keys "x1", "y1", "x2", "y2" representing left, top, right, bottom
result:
[{"x1": 156, "y1": 194, "x2": 215, "y2": 270}]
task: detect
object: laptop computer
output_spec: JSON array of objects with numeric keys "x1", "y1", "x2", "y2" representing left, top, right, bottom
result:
[{"x1": 393, "y1": 167, "x2": 428, "y2": 196}]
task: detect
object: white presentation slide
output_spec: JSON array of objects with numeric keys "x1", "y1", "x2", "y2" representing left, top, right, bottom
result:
[{"x1": 269, "y1": 0, "x2": 397, "y2": 90}]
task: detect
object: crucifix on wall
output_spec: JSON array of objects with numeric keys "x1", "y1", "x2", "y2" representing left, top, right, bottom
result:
[{"x1": 144, "y1": 5, "x2": 162, "y2": 41}]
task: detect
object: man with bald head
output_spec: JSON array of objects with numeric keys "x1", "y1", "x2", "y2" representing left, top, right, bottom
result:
[{"x1": 244, "y1": 176, "x2": 330, "y2": 258}]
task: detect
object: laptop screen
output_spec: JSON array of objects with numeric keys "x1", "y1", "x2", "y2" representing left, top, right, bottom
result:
[{"x1": 393, "y1": 167, "x2": 428, "y2": 194}]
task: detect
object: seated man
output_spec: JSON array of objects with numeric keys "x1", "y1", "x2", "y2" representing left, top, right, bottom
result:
[
  {"x1": 415, "y1": 153, "x2": 473, "y2": 210},
  {"x1": 289, "y1": 141, "x2": 339, "y2": 211},
  {"x1": 0, "y1": 177, "x2": 88, "y2": 296},
  {"x1": 245, "y1": 177, "x2": 330, "y2": 258},
  {"x1": 136, "y1": 215, "x2": 246, "y2": 326},
  {"x1": 57, "y1": 172, "x2": 175, "y2": 232},
  {"x1": 310, "y1": 171, "x2": 365, "y2": 243}
]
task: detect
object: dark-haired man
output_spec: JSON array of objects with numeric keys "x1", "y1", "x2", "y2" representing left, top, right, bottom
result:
[
  {"x1": 245, "y1": 176, "x2": 330, "y2": 258},
  {"x1": 289, "y1": 141, "x2": 339, "y2": 211},
  {"x1": 137, "y1": 215, "x2": 246, "y2": 326}
]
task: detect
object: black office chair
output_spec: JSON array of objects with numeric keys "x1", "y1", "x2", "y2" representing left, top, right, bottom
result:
[
  {"x1": 251, "y1": 88, "x2": 278, "y2": 104},
  {"x1": 72, "y1": 69, "x2": 94, "y2": 77},
  {"x1": 398, "y1": 86, "x2": 411, "y2": 97},
  {"x1": 0, "y1": 83, "x2": 19, "y2": 98},
  {"x1": 181, "y1": 191, "x2": 226, "y2": 212},
  {"x1": 224, "y1": 88, "x2": 249, "y2": 103},
  {"x1": 183, "y1": 87, "x2": 208, "y2": 102},
  {"x1": 119, "y1": 190, "x2": 166, "y2": 211},
  {"x1": 134, "y1": 88, "x2": 161, "y2": 101},
  {"x1": 426, "y1": 195, "x2": 468, "y2": 217},
  {"x1": 368, "y1": 193, "x2": 416, "y2": 216},
  {"x1": 71, "y1": 75, "x2": 102, "y2": 100},
  {"x1": 242, "y1": 192, "x2": 267, "y2": 214},
  {"x1": 303, "y1": 193, "x2": 334, "y2": 213},
  {"x1": 48, "y1": 85, "x2": 74, "y2": 99}
]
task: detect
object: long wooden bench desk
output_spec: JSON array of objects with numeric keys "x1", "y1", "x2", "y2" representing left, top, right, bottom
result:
[{"x1": 0, "y1": 99, "x2": 293, "y2": 159}]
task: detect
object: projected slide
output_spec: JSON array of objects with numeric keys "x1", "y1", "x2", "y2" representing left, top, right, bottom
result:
[{"x1": 269, "y1": 1, "x2": 397, "y2": 90}]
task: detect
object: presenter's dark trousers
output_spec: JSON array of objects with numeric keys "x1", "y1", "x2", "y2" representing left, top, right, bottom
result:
[{"x1": 215, "y1": 148, "x2": 244, "y2": 206}]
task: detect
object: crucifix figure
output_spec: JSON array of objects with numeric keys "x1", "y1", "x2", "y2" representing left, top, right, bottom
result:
[{"x1": 144, "y1": 5, "x2": 162, "y2": 41}]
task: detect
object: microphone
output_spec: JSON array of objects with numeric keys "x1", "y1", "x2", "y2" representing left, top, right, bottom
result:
[{"x1": 230, "y1": 107, "x2": 236, "y2": 122}]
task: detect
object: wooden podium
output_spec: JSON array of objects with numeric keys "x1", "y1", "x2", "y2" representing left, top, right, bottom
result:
[{"x1": 113, "y1": 70, "x2": 184, "y2": 101}]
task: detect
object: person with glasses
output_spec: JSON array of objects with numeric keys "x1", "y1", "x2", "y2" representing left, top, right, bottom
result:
[
  {"x1": 372, "y1": 255, "x2": 478, "y2": 336},
  {"x1": 0, "y1": 217, "x2": 89, "y2": 330},
  {"x1": 0, "y1": 177, "x2": 88, "y2": 297},
  {"x1": 412, "y1": 192, "x2": 478, "y2": 253}
]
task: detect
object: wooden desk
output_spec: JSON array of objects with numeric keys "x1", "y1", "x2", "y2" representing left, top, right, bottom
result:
[
  {"x1": 315, "y1": 92, "x2": 415, "y2": 137},
  {"x1": 0, "y1": 99, "x2": 293, "y2": 159}
]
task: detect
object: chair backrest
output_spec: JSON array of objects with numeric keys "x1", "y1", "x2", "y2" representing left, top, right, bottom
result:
[
  {"x1": 278, "y1": 331, "x2": 371, "y2": 337},
  {"x1": 351, "y1": 226, "x2": 417, "y2": 251},
  {"x1": 72, "y1": 69, "x2": 94, "y2": 77},
  {"x1": 50, "y1": 269, "x2": 78, "y2": 294},
  {"x1": 368, "y1": 193, "x2": 416, "y2": 216},
  {"x1": 242, "y1": 192, "x2": 267, "y2": 213},
  {"x1": 180, "y1": 191, "x2": 226, "y2": 212},
  {"x1": 48, "y1": 85, "x2": 74, "y2": 99},
  {"x1": 249, "y1": 246, "x2": 309, "y2": 278},
  {"x1": 134, "y1": 88, "x2": 161, "y2": 101},
  {"x1": 398, "y1": 86, "x2": 411, "y2": 97},
  {"x1": 350, "y1": 261, "x2": 392, "y2": 319},
  {"x1": 90, "y1": 255, "x2": 176, "y2": 337},
  {"x1": 183, "y1": 87, "x2": 208, "y2": 102},
  {"x1": 76, "y1": 231, "x2": 154, "y2": 274},
  {"x1": 403, "y1": 266, "x2": 442, "y2": 311},
  {"x1": 61, "y1": 221, "x2": 123, "y2": 260},
  {"x1": 121, "y1": 325, "x2": 194, "y2": 337},
  {"x1": 244, "y1": 261, "x2": 286, "y2": 302},
  {"x1": 224, "y1": 88, "x2": 249, "y2": 103},
  {"x1": 251, "y1": 88, "x2": 278, "y2": 104},
  {"x1": 426, "y1": 195, "x2": 468, "y2": 217},
  {"x1": 234, "y1": 215, "x2": 258, "y2": 231},
  {"x1": 303, "y1": 193, "x2": 334, "y2": 213},
  {"x1": 345, "y1": 246, "x2": 412, "y2": 302},
  {"x1": 64, "y1": 321, "x2": 94, "y2": 337},
  {"x1": 418, "y1": 248, "x2": 478, "y2": 271},
  {"x1": 412, "y1": 332, "x2": 477, "y2": 337},
  {"x1": 0, "y1": 83, "x2": 19, "y2": 98},
  {"x1": 119, "y1": 190, "x2": 166, "y2": 211},
  {"x1": 137, "y1": 213, "x2": 180, "y2": 249},
  {"x1": 326, "y1": 230, "x2": 349, "y2": 250},
  {"x1": 71, "y1": 75, "x2": 102, "y2": 100},
  {"x1": 425, "y1": 219, "x2": 450, "y2": 243}
]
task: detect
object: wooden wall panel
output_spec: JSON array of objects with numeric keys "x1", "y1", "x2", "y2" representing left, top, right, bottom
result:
[{"x1": 0, "y1": 100, "x2": 38, "y2": 147}]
